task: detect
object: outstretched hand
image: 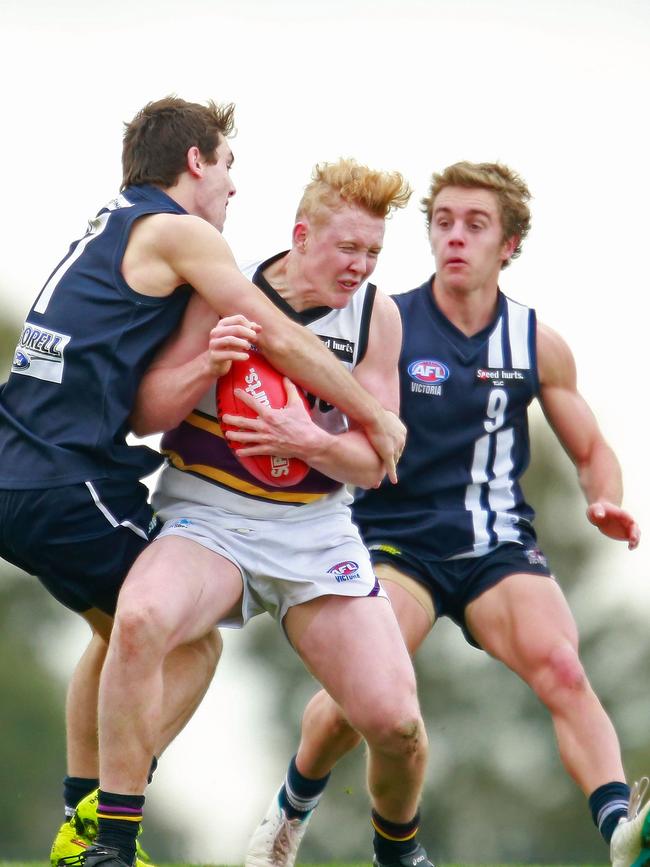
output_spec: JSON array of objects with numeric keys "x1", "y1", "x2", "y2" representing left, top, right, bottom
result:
[{"x1": 586, "y1": 501, "x2": 640, "y2": 549}]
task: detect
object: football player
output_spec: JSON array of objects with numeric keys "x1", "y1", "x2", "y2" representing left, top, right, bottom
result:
[{"x1": 79, "y1": 159, "x2": 433, "y2": 867}]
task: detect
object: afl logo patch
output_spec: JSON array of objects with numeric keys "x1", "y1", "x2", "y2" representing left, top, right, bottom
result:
[
  {"x1": 327, "y1": 560, "x2": 360, "y2": 582},
  {"x1": 12, "y1": 350, "x2": 30, "y2": 370},
  {"x1": 407, "y1": 359, "x2": 450, "y2": 383}
]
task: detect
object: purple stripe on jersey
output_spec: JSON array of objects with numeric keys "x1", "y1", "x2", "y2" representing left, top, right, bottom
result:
[
  {"x1": 162, "y1": 420, "x2": 340, "y2": 495},
  {"x1": 368, "y1": 576, "x2": 381, "y2": 597},
  {"x1": 162, "y1": 420, "x2": 246, "y2": 476}
]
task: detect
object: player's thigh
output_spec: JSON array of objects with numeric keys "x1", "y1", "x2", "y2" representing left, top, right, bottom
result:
[
  {"x1": 0, "y1": 481, "x2": 156, "y2": 616},
  {"x1": 285, "y1": 594, "x2": 419, "y2": 727},
  {"x1": 375, "y1": 563, "x2": 434, "y2": 655},
  {"x1": 466, "y1": 571, "x2": 579, "y2": 676},
  {"x1": 117, "y1": 534, "x2": 244, "y2": 644}
]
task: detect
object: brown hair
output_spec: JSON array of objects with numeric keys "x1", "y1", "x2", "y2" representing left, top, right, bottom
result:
[
  {"x1": 121, "y1": 95, "x2": 236, "y2": 190},
  {"x1": 421, "y1": 161, "x2": 531, "y2": 267},
  {"x1": 296, "y1": 158, "x2": 412, "y2": 227}
]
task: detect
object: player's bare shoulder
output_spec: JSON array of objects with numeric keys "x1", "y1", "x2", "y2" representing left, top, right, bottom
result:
[
  {"x1": 367, "y1": 288, "x2": 402, "y2": 354},
  {"x1": 123, "y1": 212, "x2": 233, "y2": 298},
  {"x1": 536, "y1": 319, "x2": 577, "y2": 388},
  {"x1": 140, "y1": 212, "x2": 229, "y2": 259}
]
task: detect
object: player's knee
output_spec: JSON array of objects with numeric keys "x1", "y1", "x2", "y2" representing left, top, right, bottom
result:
[
  {"x1": 360, "y1": 704, "x2": 426, "y2": 759},
  {"x1": 112, "y1": 602, "x2": 169, "y2": 660},
  {"x1": 533, "y1": 643, "x2": 587, "y2": 703},
  {"x1": 302, "y1": 690, "x2": 362, "y2": 752},
  {"x1": 328, "y1": 707, "x2": 362, "y2": 750},
  {"x1": 383, "y1": 713, "x2": 427, "y2": 761}
]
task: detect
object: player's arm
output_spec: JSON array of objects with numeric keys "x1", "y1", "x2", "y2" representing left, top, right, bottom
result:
[
  {"x1": 152, "y1": 215, "x2": 405, "y2": 481},
  {"x1": 223, "y1": 292, "x2": 403, "y2": 488},
  {"x1": 130, "y1": 295, "x2": 259, "y2": 436},
  {"x1": 537, "y1": 321, "x2": 640, "y2": 549}
]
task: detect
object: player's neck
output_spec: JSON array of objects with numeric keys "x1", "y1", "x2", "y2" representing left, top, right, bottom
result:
[
  {"x1": 263, "y1": 250, "x2": 316, "y2": 313},
  {"x1": 432, "y1": 277, "x2": 499, "y2": 337}
]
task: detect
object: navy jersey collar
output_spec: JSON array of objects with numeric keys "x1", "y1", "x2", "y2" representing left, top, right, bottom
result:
[
  {"x1": 124, "y1": 184, "x2": 189, "y2": 215},
  {"x1": 423, "y1": 275, "x2": 506, "y2": 352}
]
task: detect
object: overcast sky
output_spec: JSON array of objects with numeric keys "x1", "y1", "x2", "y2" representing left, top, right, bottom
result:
[{"x1": 1, "y1": 0, "x2": 649, "y2": 861}]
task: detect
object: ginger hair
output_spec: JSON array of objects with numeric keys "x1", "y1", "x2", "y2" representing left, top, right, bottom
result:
[{"x1": 296, "y1": 158, "x2": 411, "y2": 227}]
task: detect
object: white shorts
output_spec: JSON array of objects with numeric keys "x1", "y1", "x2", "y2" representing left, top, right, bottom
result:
[{"x1": 153, "y1": 493, "x2": 386, "y2": 627}]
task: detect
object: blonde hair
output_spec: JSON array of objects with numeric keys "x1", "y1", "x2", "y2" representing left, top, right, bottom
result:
[
  {"x1": 421, "y1": 161, "x2": 531, "y2": 268},
  {"x1": 296, "y1": 158, "x2": 412, "y2": 227}
]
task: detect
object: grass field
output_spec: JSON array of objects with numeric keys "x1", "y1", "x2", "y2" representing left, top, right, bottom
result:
[{"x1": 0, "y1": 863, "x2": 609, "y2": 867}]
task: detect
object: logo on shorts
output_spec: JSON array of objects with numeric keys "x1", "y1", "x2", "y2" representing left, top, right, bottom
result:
[
  {"x1": 327, "y1": 560, "x2": 360, "y2": 582},
  {"x1": 525, "y1": 547, "x2": 547, "y2": 567},
  {"x1": 168, "y1": 517, "x2": 192, "y2": 530}
]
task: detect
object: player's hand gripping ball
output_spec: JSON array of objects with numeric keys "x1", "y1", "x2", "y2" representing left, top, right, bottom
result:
[{"x1": 217, "y1": 351, "x2": 310, "y2": 487}]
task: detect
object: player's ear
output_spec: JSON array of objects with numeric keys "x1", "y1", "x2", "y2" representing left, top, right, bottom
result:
[
  {"x1": 293, "y1": 221, "x2": 309, "y2": 252},
  {"x1": 501, "y1": 234, "x2": 519, "y2": 263},
  {"x1": 186, "y1": 146, "x2": 203, "y2": 178}
]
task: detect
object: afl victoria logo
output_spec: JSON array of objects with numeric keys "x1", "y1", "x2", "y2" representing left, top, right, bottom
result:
[
  {"x1": 327, "y1": 561, "x2": 360, "y2": 582},
  {"x1": 407, "y1": 359, "x2": 450, "y2": 383},
  {"x1": 13, "y1": 350, "x2": 30, "y2": 370}
]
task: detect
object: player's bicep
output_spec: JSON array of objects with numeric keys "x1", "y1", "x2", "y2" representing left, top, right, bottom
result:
[
  {"x1": 145, "y1": 294, "x2": 217, "y2": 373},
  {"x1": 352, "y1": 293, "x2": 401, "y2": 422},
  {"x1": 166, "y1": 222, "x2": 290, "y2": 332},
  {"x1": 537, "y1": 321, "x2": 603, "y2": 467}
]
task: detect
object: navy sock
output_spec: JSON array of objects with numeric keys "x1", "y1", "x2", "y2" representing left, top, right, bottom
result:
[
  {"x1": 278, "y1": 754, "x2": 330, "y2": 819},
  {"x1": 96, "y1": 790, "x2": 145, "y2": 865},
  {"x1": 372, "y1": 809, "x2": 420, "y2": 862},
  {"x1": 589, "y1": 781, "x2": 630, "y2": 844},
  {"x1": 63, "y1": 776, "x2": 99, "y2": 818}
]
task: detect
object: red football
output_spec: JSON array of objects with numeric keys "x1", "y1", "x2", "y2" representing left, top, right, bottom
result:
[{"x1": 217, "y1": 351, "x2": 311, "y2": 488}]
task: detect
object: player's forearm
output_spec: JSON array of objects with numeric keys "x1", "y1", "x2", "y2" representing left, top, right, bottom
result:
[
  {"x1": 130, "y1": 353, "x2": 215, "y2": 436},
  {"x1": 576, "y1": 440, "x2": 624, "y2": 506},
  {"x1": 300, "y1": 429, "x2": 385, "y2": 488},
  {"x1": 257, "y1": 322, "x2": 383, "y2": 431}
]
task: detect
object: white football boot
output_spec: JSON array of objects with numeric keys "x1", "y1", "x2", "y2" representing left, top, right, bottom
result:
[
  {"x1": 611, "y1": 777, "x2": 650, "y2": 867},
  {"x1": 245, "y1": 788, "x2": 312, "y2": 867}
]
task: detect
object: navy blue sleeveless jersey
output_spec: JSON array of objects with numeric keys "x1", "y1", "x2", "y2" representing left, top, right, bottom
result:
[
  {"x1": 353, "y1": 277, "x2": 540, "y2": 560},
  {"x1": 0, "y1": 185, "x2": 191, "y2": 488}
]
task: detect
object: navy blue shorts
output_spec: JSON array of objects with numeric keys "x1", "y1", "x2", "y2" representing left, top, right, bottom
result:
[
  {"x1": 368, "y1": 538, "x2": 553, "y2": 647},
  {"x1": 0, "y1": 479, "x2": 159, "y2": 615}
]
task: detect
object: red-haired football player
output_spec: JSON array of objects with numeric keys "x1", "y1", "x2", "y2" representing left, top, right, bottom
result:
[{"x1": 85, "y1": 160, "x2": 434, "y2": 867}]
